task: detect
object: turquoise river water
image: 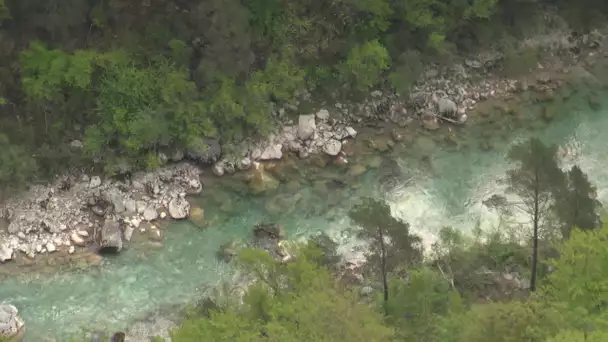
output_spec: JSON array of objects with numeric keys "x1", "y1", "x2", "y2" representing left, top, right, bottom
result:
[{"x1": 2, "y1": 65, "x2": 608, "y2": 340}]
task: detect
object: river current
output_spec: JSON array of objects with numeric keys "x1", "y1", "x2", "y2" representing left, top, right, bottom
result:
[{"x1": 2, "y1": 64, "x2": 608, "y2": 340}]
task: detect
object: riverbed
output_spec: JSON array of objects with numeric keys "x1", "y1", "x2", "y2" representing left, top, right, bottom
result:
[{"x1": 2, "y1": 62, "x2": 608, "y2": 340}]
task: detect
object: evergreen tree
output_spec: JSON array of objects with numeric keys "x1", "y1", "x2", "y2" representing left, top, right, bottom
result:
[
  {"x1": 552, "y1": 165, "x2": 602, "y2": 239},
  {"x1": 349, "y1": 197, "x2": 423, "y2": 313},
  {"x1": 505, "y1": 138, "x2": 564, "y2": 292}
]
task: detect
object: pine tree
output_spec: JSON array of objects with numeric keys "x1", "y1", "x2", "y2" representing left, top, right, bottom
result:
[
  {"x1": 505, "y1": 138, "x2": 564, "y2": 292},
  {"x1": 349, "y1": 197, "x2": 423, "y2": 313},
  {"x1": 552, "y1": 165, "x2": 602, "y2": 239}
]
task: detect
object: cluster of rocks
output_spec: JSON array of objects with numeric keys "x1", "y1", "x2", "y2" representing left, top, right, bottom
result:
[
  {"x1": 0, "y1": 163, "x2": 201, "y2": 262},
  {"x1": 207, "y1": 30, "x2": 608, "y2": 172},
  {"x1": 0, "y1": 304, "x2": 24, "y2": 340},
  {"x1": 211, "y1": 109, "x2": 358, "y2": 177}
]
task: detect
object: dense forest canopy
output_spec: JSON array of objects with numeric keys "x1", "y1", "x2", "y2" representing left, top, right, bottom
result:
[{"x1": 0, "y1": 0, "x2": 607, "y2": 190}]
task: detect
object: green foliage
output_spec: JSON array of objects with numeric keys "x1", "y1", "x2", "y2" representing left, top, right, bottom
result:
[
  {"x1": 389, "y1": 50, "x2": 423, "y2": 96},
  {"x1": 0, "y1": 134, "x2": 37, "y2": 191},
  {"x1": 2, "y1": 0, "x2": 607, "y2": 186},
  {"x1": 19, "y1": 41, "x2": 95, "y2": 111},
  {"x1": 539, "y1": 222, "x2": 608, "y2": 321},
  {"x1": 171, "y1": 246, "x2": 394, "y2": 341},
  {"x1": 349, "y1": 197, "x2": 423, "y2": 312},
  {"x1": 307, "y1": 233, "x2": 341, "y2": 269},
  {"x1": 431, "y1": 226, "x2": 531, "y2": 300},
  {"x1": 349, "y1": 197, "x2": 423, "y2": 272},
  {"x1": 20, "y1": 42, "x2": 217, "y2": 167},
  {"x1": 552, "y1": 165, "x2": 602, "y2": 239},
  {"x1": 385, "y1": 268, "x2": 463, "y2": 341},
  {"x1": 505, "y1": 138, "x2": 565, "y2": 291},
  {"x1": 506, "y1": 138, "x2": 563, "y2": 199},
  {"x1": 439, "y1": 300, "x2": 566, "y2": 342},
  {"x1": 547, "y1": 329, "x2": 608, "y2": 342},
  {"x1": 89, "y1": 55, "x2": 216, "y2": 162},
  {"x1": 339, "y1": 40, "x2": 390, "y2": 93},
  {"x1": 0, "y1": 0, "x2": 9, "y2": 20},
  {"x1": 502, "y1": 45, "x2": 544, "y2": 76}
]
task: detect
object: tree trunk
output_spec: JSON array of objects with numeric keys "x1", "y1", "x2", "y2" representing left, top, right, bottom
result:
[
  {"x1": 530, "y1": 174, "x2": 540, "y2": 292},
  {"x1": 379, "y1": 227, "x2": 389, "y2": 314},
  {"x1": 531, "y1": 213, "x2": 539, "y2": 292}
]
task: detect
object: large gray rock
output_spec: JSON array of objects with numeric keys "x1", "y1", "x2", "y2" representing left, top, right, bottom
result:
[
  {"x1": 186, "y1": 138, "x2": 222, "y2": 164},
  {"x1": 315, "y1": 109, "x2": 330, "y2": 121},
  {"x1": 322, "y1": 139, "x2": 342, "y2": 156},
  {"x1": 298, "y1": 114, "x2": 316, "y2": 140},
  {"x1": 143, "y1": 206, "x2": 158, "y2": 222},
  {"x1": 258, "y1": 143, "x2": 283, "y2": 160},
  {"x1": 0, "y1": 245, "x2": 13, "y2": 263},
  {"x1": 168, "y1": 198, "x2": 190, "y2": 220},
  {"x1": 0, "y1": 304, "x2": 25, "y2": 339},
  {"x1": 99, "y1": 220, "x2": 123, "y2": 253},
  {"x1": 102, "y1": 189, "x2": 126, "y2": 214},
  {"x1": 437, "y1": 97, "x2": 457, "y2": 118}
]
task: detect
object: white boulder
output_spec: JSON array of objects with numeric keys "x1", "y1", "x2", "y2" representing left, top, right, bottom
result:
[
  {"x1": 168, "y1": 198, "x2": 191, "y2": 220},
  {"x1": 298, "y1": 114, "x2": 316, "y2": 140},
  {"x1": 323, "y1": 139, "x2": 342, "y2": 156}
]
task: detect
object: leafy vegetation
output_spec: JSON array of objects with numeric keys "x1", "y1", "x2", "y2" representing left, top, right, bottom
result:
[{"x1": 0, "y1": 0, "x2": 607, "y2": 188}]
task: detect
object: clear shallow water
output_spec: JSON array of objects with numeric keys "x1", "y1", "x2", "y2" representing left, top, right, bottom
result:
[{"x1": 2, "y1": 71, "x2": 608, "y2": 340}]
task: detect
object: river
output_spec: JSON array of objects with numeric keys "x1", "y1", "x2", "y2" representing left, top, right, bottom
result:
[{"x1": 2, "y1": 64, "x2": 608, "y2": 341}]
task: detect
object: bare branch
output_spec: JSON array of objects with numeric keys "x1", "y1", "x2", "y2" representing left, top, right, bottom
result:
[{"x1": 436, "y1": 262, "x2": 456, "y2": 291}]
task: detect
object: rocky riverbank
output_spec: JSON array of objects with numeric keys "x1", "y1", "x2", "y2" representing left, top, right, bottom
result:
[{"x1": 0, "y1": 27, "x2": 604, "y2": 267}]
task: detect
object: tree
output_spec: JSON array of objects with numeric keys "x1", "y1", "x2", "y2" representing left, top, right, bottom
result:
[
  {"x1": 437, "y1": 300, "x2": 567, "y2": 342},
  {"x1": 384, "y1": 268, "x2": 463, "y2": 342},
  {"x1": 307, "y1": 232, "x2": 341, "y2": 270},
  {"x1": 0, "y1": 134, "x2": 37, "y2": 194},
  {"x1": 348, "y1": 197, "x2": 423, "y2": 313},
  {"x1": 505, "y1": 138, "x2": 564, "y2": 292},
  {"x1": 339, "y1": 40, "x2": 390, "y2": 93},
  {"x1": 539, "y1": 222, "x2": 608, "y2": 329},
  {"x1": 171, "y1": 245, "x2": 394, "y2": 341},
  {"x1": 552, "y1": 165, "x2": 602, "y2": 239}
]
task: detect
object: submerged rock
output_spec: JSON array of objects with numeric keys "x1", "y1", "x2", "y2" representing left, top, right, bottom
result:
[
  {"x1": 0, "y1": 304, "x2": 25, "y2": 340},
  {"x1": 190, "y1": 207, "x2": 205, "y2": 226},
  {"x1": 248, "y1": 164, "x2": 280, "y2": 195},
  {"x1": 253, "y1": 222, "x2": 285, "y2": 240},
  {"x1": 99, "y1": 220, "x2": 123, "y2": 253},
  {"x1": 217, "y1": 239, "x2": 244, "y2": 262},
  {"x1": 251, "y1": 222, "x2": 290, "y2": 262},
  {"x1": 421, "y1": 112, "x2": 439, "y2": 130}
]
